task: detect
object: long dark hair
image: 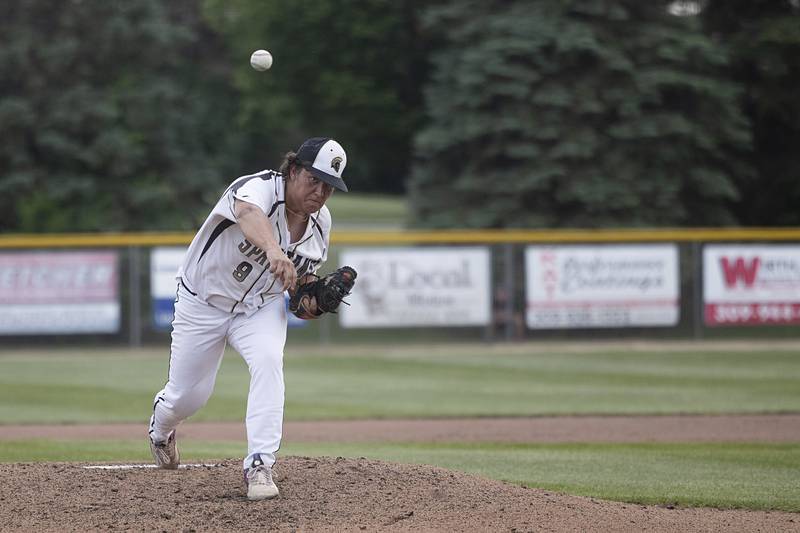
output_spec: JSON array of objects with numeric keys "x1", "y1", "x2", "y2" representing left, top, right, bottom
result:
[{"x1": 278, "y1": 151, "x2": 300, "y2": 178}]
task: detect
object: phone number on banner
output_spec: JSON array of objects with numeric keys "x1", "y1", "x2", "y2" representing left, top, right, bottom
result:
[{"x1": 705, "y1": 303, "x2": 800, "y2": 326}]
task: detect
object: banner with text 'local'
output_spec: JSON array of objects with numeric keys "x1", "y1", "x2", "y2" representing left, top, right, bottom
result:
[
  {"x1": 525, "y1": 245, "x2": 679, "y2": 329},
  {"x1": 703, "y1": 245, "x2": 800, "y2": 326},
  {"x1": 338, "y1": 247, "x2": 491, "y2": 328},
  {"x1": 0, "y1": 251, "x2": 120, "y2": 334}
]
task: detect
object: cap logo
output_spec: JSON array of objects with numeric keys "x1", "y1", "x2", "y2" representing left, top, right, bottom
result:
[{"x1": 331, "y1": 156, "x2": 343, "y2": 173}]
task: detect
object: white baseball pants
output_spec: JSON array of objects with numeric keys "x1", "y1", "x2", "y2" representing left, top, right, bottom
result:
[{"x1": 149, "y1": 283, "x2": 287, "y2": 470}]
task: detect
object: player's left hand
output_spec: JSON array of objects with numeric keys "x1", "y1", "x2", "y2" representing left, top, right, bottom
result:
[{"x1": 289, "y1": 266, "x2": 357, "y2": 319}]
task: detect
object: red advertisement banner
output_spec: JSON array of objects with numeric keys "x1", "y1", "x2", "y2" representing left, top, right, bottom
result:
[
  {"x1": 0, "y1": 251, "x2": 120, "y2": 334},
  {"x1": 0, "y1": 251, "x2": 118, "y2": 304}
]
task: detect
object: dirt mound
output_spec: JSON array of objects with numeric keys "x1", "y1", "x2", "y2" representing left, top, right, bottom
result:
[{"x1": 0, "y1": 457, "x2": 796, "y2": 532}]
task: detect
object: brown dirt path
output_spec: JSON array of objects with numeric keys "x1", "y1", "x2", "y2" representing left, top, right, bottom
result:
[
  {"x1": 2, "y1": 416, "x2": 798, "y2": 531},
  {"x1": 2, "y1": 414, "x2": 800, "y2": 442},
  {"x1": 1, "y1": 458, "x2": 798, "y2": 533}
]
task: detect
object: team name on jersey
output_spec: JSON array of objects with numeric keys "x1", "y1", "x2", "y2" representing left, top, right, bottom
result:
[
  {"x1": 237, "y1": 238, "x2": 319, "y2": 280},
  {"x1": 288, "y1": 250, "x2": 318, "y2": 278},
  {"x1": 238, "y1": 239, "x2": 269, "y2": 266}
]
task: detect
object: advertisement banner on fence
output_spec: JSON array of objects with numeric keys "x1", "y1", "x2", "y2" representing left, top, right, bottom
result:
[
  {"x1": 338, "y1": 247, "x2": 491, "y2": 328},
  {"x1": 150, "y1": 247, "x2": 187, "y2": 329},
  {"x1": 703, "y1": 245, "x2": 800, "y2": 326},
  {"x1": 0, "y1": 251, "x2": 120, "y2": 334},
  {"x1": 525, "y1": 245, "x2": 680, "y2": 329},
  {"x1": 150, "y1": 246, "x2": 308, "y2": 330}
]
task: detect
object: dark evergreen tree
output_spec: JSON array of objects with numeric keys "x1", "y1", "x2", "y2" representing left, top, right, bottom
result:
[
  {"x1": 0, "y1": 0, "x2": 241, "y2": 232},
  {"x1": 410, "y1": 0, "x2": 752, "y2": 228},
  {"x1": 703, "y1": 0, "x2": 800, "y2": 225},
  {"x1": 203, "y1": 0, "x2": 427, "y2": 194}
]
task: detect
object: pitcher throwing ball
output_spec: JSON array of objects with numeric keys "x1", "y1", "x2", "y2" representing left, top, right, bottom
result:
[{"x1": 148, "y1": 137, "x2": 357, "y2": 500}]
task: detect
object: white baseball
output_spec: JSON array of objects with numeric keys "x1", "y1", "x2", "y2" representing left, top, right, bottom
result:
[{"x1": 250, "y1": 50, "x2": 273, "y2": 71}]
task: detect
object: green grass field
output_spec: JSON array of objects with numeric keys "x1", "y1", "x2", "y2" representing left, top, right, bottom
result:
[
  {"x1": 325, "y1": 192, "x2": 407, "y2": 227},
  {"x1": 2, "y1": 344, "x2": 799, "y2": 424},
  {"x1": 1, "y1": 343, "x2": 799, "y2": 511}
]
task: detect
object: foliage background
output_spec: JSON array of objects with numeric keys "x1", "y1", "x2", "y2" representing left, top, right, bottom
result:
[{"x1": 1, "y1": 0, "x2": 798, "y2": 231}]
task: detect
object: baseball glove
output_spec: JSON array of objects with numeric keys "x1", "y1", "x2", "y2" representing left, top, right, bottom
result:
[{"x1": 289, "y1": 266, "x2": 357, "y2": 319}]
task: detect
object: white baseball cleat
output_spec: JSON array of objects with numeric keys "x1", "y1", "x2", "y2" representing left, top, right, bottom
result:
[
  {"x1": 246, "y1": 454, "x2": 279, "y2": 501},
  {"x1": 149, "y1": 430, "x2": 180, "y2": 470}
]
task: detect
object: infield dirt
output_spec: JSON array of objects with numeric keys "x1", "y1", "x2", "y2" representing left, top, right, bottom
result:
[
  {"x1": 1, "y1": 457, "x2": 798, "y2": 532},
  {"x1": 4, "y1": 414, "x2": 800, "y2": 443},
  {"x1": 2, "y1": 415, "x2": 800, "y2": 531}
]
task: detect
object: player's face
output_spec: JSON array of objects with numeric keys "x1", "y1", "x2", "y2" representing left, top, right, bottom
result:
[{"x1": 286, "y1": 166, "x2": 334, "y2": 214}]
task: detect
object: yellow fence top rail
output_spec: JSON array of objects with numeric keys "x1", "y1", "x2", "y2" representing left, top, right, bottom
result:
[{"x1": 1, "y1": 227, "x2": 800, "y2": 248}]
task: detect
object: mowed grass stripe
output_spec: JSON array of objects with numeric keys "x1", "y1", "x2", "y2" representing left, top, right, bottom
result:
[
  {"x1": 325, "y1": 193, "x2": 407, "y2": 225},
  {"x1": 0, "y1": 346, "x2": 799, "y2": 424},
  {"x1": 0, "y1": 440, "x2": 797, "y2": 512}
]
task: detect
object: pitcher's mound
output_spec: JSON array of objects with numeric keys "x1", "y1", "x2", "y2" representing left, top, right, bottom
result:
[{"x1": 0, "y1": 457, "x2": 795, "y2": 532}]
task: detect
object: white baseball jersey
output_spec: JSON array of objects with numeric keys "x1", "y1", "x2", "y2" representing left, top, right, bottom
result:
[{"x1": 178, "y1": 169, "x2": 330, "y2": 315}]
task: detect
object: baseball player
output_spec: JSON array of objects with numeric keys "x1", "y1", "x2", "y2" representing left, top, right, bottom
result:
[{"x1": 148, "y1": 137, "x2": 355, "y2": 501}]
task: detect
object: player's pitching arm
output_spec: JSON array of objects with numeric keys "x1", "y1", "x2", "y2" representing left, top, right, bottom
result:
[{"x1": 234, "y1": 199, "x2": 297, "y2": 290}]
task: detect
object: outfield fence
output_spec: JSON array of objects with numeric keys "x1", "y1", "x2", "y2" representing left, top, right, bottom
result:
[{"x1": 1, "y1": 228, "x2": 799, "y2": 346}]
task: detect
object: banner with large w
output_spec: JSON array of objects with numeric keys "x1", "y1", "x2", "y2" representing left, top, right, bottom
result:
[{"x1": 703, "y1": 245, "x2": 800, "y2": 326}]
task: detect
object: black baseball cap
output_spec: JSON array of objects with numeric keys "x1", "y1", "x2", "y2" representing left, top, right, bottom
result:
[{"x1": 295, "y1": 137, "x2": 348, "y2": 192}]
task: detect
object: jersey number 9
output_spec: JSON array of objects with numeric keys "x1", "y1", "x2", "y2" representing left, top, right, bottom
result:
[{"x1": 233, "y1": 261, "x2": 253, "y2": 282}]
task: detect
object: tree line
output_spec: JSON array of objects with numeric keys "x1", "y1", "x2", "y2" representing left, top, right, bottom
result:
[{"x1": 1, "y1": 0, "x2": 798, "y2": 232}]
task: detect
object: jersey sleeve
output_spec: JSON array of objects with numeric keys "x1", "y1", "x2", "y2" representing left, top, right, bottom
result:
[{"x1": 229, "y1": 171, "x2": 279, "y2": 218}]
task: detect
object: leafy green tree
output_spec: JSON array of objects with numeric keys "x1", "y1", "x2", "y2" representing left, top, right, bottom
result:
[
  {"x1": 203, "y1": 0, "x2": 427, "y2": 194},
  {"x1": 0, "y1": 0, "x2": 241, "y2": 232},
  {"x1": 410, "y1": 0, "x2": 752, "y2": 228},
  {"x1": 702, "y1": 0, "x2": 800, "y2": 225}
]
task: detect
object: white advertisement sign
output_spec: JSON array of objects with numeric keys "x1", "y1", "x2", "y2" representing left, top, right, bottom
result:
[
  {"x1": 525, "y1": 245, "x2": 680, "y2": 329},
  {"x1": 0, "y1": 251, "x2": 120, "y2": 334},
  {"x1": 703, "y1": 245, "x2": 800, "y2": 326},
  {"x1": 339, "y1": 247, "x2": 491, "y2": 328},
  {"x1": 150, "y1": 247, "x2": 187, "y2": 329}
]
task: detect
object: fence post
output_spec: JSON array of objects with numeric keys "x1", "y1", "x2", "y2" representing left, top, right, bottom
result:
[
  {"x1": 129, "y1": 246, "x2": 142, "y2": 347},
  {"x1": 692, "y1": 241, "x2": 703, "y2": 340},
  {"x1": 504, "y1": 243, "x2": 516, "y2": 342}
]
